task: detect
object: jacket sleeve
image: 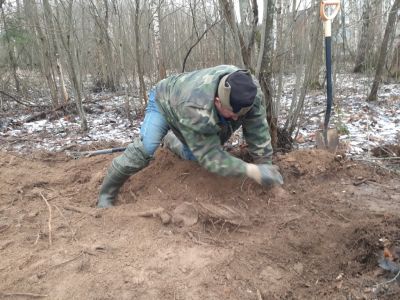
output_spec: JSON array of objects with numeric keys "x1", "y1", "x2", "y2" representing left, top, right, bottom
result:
[
  {"x1": 177, "y1": 106, "x2": 248, "y2": 177},
  {"x1": 241, "y1": 90, "x2": 273, "y2": 164}
]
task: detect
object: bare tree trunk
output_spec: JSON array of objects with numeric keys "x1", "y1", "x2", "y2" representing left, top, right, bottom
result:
[
  {"x1": 25, "y1": 0, "x2": 59, "y2": 107},
  {"x1": 354, "y1": 0, "x2": 372, "y2": 73},
  {"x1": 103, "y1": 0, "x2": 116, "y2": 91},
  {"x1": 135, "y1": 0, "x2": 147, "y2": 107},
  {"x1": 1, "y1": 6, "x2": 20, "y2": 93},
  {"x1": 88, "y1": 0, "x2": 117, "y2": 91},
  {"x1": 389, "y1": 41, "x2": 400, "y2": 79},
  {"x1": 55, "y1": 0, "x2": 87, "y2": 131},
  {"x1": 275, "y1": 0, "x2": 284, "y2": 110},
  {"x1": 287, "y1": 7, "x2": 321, "y2": 135},
  {"x1": 257, "y1": 0, "x2": 277, "y2": 148},
  {"x1": 43, "y1": 0, "x2": 69, "y2": 105},
  {"x1": 152, "y1": 0, "x2": 166, "y2": 80},
  {"x1": 238, "y1": 0, "x2": 259, "y2": 67},
  {"x1": 309, "y1": 3, "x2": 323, "y2": 89},
  {"x1": 218, "y1": 0, "x2": 245, "y2": 67},
  {"x1": 367, "y1": 0, "x2": 400, "y2": 102}
]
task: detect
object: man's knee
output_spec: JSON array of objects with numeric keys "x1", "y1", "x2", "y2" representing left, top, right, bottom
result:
[
  {"x1": 112, "y1": 137, "x2": 151, "y2": 176},
  {"x1": 163, "y1": 131, "x2": 196, "y2": 161}
]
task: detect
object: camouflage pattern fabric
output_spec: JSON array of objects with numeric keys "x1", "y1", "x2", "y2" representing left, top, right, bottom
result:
[{"x1": 155, "y1": 65, "x2": 273, "y2": 178}]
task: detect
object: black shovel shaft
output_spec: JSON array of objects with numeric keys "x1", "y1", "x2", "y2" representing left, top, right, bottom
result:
[
  {"x1": 66, "y1": 147, "x2": 127, "y2": 159},
  {"x1": 324, "y1": 36, "x2": 333, "y2": 131},
  {"x1": 89, "y1": 147, "x2": 127, "y2": 155}
]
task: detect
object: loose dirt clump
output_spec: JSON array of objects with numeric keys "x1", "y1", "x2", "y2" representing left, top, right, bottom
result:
[{"x1": 1, "y1": 148, "x2": 400, "y2": 299}]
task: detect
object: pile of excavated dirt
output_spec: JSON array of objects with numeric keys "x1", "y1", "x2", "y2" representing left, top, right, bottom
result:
[{"x1": 1, "y1": 148, "x2": 400, "y2": 299}]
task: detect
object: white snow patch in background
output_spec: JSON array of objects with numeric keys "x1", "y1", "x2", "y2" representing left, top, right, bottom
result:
[{"x1": 0, "y1": 73, "x2": 399, "y2": 163}]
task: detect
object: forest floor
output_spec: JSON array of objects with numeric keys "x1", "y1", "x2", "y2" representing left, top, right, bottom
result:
[
  {"x1": 0, "y1": 73, "x2": 400, "y2": 299},
  {"x1": 1, "y1": 149, "x2": 400, "y2": 299}
]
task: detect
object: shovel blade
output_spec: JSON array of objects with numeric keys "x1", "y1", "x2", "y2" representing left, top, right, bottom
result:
[{"x1": 316, "y1": 128, "x2": 339, "y2": 153}]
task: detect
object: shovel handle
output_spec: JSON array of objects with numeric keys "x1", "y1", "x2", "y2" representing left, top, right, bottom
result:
[{"x1": 320, "y1": 0, "x2": 340, "y2": 21}]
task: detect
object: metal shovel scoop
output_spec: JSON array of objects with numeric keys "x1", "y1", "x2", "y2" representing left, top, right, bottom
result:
[{"x1": 316, "y1": 0, "x2": 340, "y2": 153}]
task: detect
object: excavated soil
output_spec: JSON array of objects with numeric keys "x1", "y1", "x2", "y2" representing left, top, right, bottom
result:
[{"x1": 1, "y1": 148, "x2": 400, "y2": 299}]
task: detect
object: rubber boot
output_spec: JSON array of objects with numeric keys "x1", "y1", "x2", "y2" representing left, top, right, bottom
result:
[
  {"x1": 97, "y1": 137, "x2": 151, "y2": 208},
  {"x1": 97, "y1": 166, "x2": 129, "y2": 208}
]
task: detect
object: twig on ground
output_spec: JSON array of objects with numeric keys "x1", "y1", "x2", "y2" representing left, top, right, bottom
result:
[
  {"x1": 50, "y1": 252, "x2": 84, "y2": 269},
  {"x1": 0, "y1": 90, "x2": 34, "y2": 107},
  {"x1": 358, "y1": 157, "x2": 400, "y2": 161},
  {"x1": 352, "y1": 178, "x2": 400, "y2": 191},
  {"x1": 34, "y1": 232, "x2": 41, "y2": 245},
  {"x1": 53, "y1": 205, "x2": 77, "y2": 241},
  {"x1": 63, "y1": 204, "x2": 101, "y2": 218},
  {"x1": 353, "y1": 178, "x2": 370, "y2": 186},
  {"x1": 240, "y1": 177, "x2": 249, "y2": 192},
  {"x1": 0, "y1": 292, "x2": 48, "y2": 298},
  {"x1": 256, "y1": 289, "x2": 263, "y2": 300},
  {"x1": 133, "y1": 207, "x2": 165, "y2": 217},
  {"x1": 39, "y1": 192, "x2": 52, "y2": 246},
  {"x1": 355, "y1": 159, "x2": 400, "y2": 175},
  {"x1": 366, "y1": 180, "x2": 400, "y2": 191}
]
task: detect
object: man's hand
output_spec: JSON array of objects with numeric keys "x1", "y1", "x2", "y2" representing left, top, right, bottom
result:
[{"x1": 246, "y1": 163, "x2": 283, "y2": 186}]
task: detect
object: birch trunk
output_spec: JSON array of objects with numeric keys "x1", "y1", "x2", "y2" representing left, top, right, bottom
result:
[
  {"x1": 135, "y1": 0, "x2": 147, "y2": 107},
  {"x1": 152, "y1": 1, "x2": 166, "y2": 80},
  {"x1": 367, "y1": 0, "x2": 400, "y2": 102}
]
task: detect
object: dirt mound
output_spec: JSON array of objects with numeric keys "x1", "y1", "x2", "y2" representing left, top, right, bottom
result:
[{"x1": 1, "y1": 148, "x2": 400, "y2": 299}]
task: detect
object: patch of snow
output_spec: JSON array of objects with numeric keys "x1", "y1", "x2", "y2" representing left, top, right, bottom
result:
[{"x1": 1, "y1": 73, "x2": 399, "y2": 165}]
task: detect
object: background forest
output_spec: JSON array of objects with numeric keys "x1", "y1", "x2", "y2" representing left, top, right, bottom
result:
[
  {"x1": 1, "y1": 2, "x2": 400, "y2": 299},
  {"x1": 0, "y1": 0, "x2": 399, "y2": 148}
]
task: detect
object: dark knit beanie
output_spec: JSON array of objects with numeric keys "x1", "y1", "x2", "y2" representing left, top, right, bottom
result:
[{"x1": 218, "y1": 70, "x2": 257, "y2": 113}]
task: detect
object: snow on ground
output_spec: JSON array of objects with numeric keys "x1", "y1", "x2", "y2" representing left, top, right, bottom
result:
[
  {"x1": 279, "y1": 73, "x2": 400, "y2": 157},
  {"x1": 0, "y1": 73, "x2": 399, "y2": 161}
]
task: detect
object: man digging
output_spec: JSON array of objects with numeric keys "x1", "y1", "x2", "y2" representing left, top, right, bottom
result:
[{"x1": 98, "y1": 65, "x2": 283, "y2": 208}]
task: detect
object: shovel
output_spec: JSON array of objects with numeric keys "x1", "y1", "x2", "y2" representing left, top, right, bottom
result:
[
  {"x1": 66, "y1": 147, "x2": 126, "y2": 159},
  {"x1": 316, "y1": 0, "x2": 340, "y2": 152}
]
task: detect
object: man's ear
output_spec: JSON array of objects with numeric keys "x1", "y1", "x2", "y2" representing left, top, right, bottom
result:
[{"x1": 214, "y1": 97, "x2": 221, "y2": 109}]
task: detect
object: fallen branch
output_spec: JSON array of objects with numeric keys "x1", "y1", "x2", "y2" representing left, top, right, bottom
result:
[
  {"x1": 134, "y1": 207, "x2": 165, "y2": 217},
  {"x1": 63, "y1": 205, "x2": 101, "y2": 218},
  {"x1": 39, "y1": 192, "x2": 52, "y2": 246},
  {"x1": 353, "y1": 178, "x2": 369, "y2": 186},
  {"x1": 0, "y1": 292, "x2": 48, "y2": 298},
  {"x1": 0, "y1": 90, "x2": 34, "y2": 107},
  {"x1": 131, "y1": 207, "x2": 171, "y2": 224},
  {"x1": 54, "y1": 205, "x2": 77, "y2": 241},
  {"x1": 24, "y1": 111, "x2": 47, "y2": 123},
  {"x1": 355, "y1": 157, "x2": 400, "y2": 161},
  {"x1": 24, "y1": 102, "x2": 75, "y2": 123},
  {"x1": 50, "y1": 252, "x2": 83, "y2": 269},
  {"x1": 365, "y1": 180, "x2": 399, "y2": 191}
]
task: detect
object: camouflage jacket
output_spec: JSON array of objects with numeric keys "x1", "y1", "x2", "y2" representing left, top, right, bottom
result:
[{"x1": 155, "y1": 65, "x2": 273, "y2": 177}]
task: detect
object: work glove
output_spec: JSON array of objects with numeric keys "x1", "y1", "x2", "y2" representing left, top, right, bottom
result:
[{"x1": 246, "y1": 163, "x2": 283, "y2": 186}]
